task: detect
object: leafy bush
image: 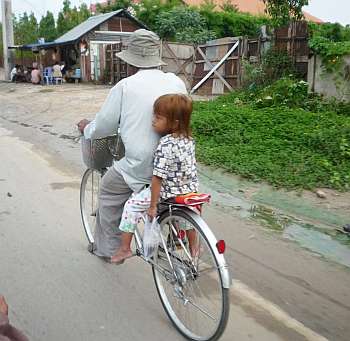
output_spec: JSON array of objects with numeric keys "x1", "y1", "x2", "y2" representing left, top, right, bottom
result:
[
  {"x1": 308, "y1": 22, "x2": 350, "y2": 73},
  {"x1": 133, "y1": 0, "x2": 181, "y2": 30},
  {"x1": 254, "y1": 78, "x2": 309, "y2": 108},
  {"x1": 192, "y1": 98, "x2": 350, "y2": 189},
  {"x1": 242, "y1": 48, "x2": 296, "y2": 88},
  {"x1": 263, "y1": 0, "x2": 308, "y2": 28},
  {"x1": 155, "y1": 6, "x2": 215, "y2": 44},
  {"x1": 228, "y1": 77, "x2": 350, "y2": 115},
  {"x1": 262, "y1": 48, "x2": 296, "y2": 80},
  {"x1": 199, "y1": 7, "x2": 268, "y2": 38}
]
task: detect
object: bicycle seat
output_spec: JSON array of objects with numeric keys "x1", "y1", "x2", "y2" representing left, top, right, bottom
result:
[{"x1": 174, "y1": 193, "x2": 211, "y2": 205}]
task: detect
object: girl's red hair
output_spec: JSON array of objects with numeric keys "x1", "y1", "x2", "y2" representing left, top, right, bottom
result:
[{"x1": 154, "y1": 94, "x2": 193, "y2": 137}]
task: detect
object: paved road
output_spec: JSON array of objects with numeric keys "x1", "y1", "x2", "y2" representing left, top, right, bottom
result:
[
  {"x1": 0, "y1": 124, "x2": 311, "y2": 341},
  {"x1": 1, "y1": 83, "x2": 349, "y2": 341}
]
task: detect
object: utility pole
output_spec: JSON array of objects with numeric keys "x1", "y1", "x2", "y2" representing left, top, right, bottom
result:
[{"x1": 1, "y1": 0, "x2": 15, "y2": 81}]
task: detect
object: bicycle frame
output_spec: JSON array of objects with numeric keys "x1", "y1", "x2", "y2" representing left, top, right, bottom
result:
[{"x1": 133, "y1": 216, "x2": 176, "y2": 282}]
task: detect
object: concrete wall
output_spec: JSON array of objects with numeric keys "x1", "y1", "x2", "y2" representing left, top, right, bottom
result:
[{"x1": 308, "y1": 54, "x2": 350, "y2": 101}]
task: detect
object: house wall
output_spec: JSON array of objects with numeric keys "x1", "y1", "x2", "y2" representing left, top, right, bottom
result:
[
  {"x1": 308, "y1": 55, "x2": 350, "y2": 101},
  {"x1": 107, "y1": 17, "x2": 140, "y2": 32},
  {"x1": 81, "y1": 15, "x2": 142, "y2": 83}
]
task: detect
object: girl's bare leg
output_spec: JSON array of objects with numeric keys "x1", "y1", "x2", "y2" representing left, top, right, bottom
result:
[
  {"x1": 187, "y1": 229, "x2": 200, "y2": 257},
  {"x1": 110, "y1": 232, "x2": 133, "y2": 263}
]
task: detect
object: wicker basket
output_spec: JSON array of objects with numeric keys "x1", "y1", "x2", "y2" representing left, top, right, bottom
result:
[{"x1": 81, "y1": 135, "x2": 125, "y2": 170}]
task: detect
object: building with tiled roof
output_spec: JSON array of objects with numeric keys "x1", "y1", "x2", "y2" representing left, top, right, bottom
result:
[
  {"x1": 90, "y1": 0, "x2": 323, "y2": 23},
  {"x1": 184, "y1": 0, "x2": 323, "y2": 23}
]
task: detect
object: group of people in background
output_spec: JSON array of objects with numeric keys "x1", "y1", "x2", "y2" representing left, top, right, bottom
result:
[{"x1": 10, "y1": 61, "x2": 66, "y2": 85}]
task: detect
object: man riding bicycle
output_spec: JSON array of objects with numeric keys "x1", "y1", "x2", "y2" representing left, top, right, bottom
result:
[{"x1": 77, "y1": 29, "x2": 187, "y2": 258}]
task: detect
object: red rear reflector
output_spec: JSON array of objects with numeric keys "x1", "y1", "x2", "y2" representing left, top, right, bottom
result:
[
  {"x1": 178, "y1": 230, "x2": 186, "y2": 240},
  {"x1": 216, "y1": 240, "x2": 225, "y2": 254}
]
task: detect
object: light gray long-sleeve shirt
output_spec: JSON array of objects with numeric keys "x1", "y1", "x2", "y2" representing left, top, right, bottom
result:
[{"x1": 84, "y1": 69, "x2": 187, "y2": 192}]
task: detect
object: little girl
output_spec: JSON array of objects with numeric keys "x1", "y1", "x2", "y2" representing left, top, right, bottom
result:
[{"x1": 111, "y1": 93, "x2": 198, "y2": 264}]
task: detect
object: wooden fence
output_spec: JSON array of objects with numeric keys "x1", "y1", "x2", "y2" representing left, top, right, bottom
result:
[
  {"x1": 274, "y1": 21, "x2": 309, "y2": 78},
  {"x1": 159, "y1": 21, "x2": 309, "y2": 96}
]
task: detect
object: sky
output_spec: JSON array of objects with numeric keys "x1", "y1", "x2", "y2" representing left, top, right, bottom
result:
[{"x1": 0, "y1": 0, "x2": 349, "y2": 25}]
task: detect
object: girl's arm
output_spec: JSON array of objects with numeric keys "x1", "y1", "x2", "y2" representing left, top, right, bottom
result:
[{"x1": 147, "y1": 175, "x2": 162, "y2": 219}]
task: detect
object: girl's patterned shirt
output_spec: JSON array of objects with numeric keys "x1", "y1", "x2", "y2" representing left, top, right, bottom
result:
[{"x1": 153, "y1": 134, "x2": 198, "y2": 199}]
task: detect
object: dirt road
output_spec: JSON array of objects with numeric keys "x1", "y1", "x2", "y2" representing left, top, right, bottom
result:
[{"x1": 1, "y1": 82, "x2": 349, "y2": 341}]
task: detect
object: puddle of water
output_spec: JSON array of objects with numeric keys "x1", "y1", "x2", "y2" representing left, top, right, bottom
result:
[
  {"x1": 250, "y1": 205, "x2": 291, "y2": 231},
  {"x1": 284, "y1": 224, "x2": 350, "y2": 268},
  {"x1": 250, "y1": 205, "x2": 350, "y2": 267},
  {"x1": 198, "y1": 165, "x2": 350, "y2": 268},
  {"x1": 253, "y1": 188, "x2": 348, "y2": 229}
]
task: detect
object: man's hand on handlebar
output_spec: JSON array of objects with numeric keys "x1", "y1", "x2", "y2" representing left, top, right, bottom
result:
[{"x1": 77, "y1": 119, "x2": 90, "y2": 134}]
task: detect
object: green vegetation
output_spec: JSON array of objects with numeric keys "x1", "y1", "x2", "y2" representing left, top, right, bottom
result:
[
  {"x1": 199, "y1": 5, "x2": 268, "y2": 39},
  {"x1": 4, "y1": 0, "x2": 90, "y2": 46},
  {"x1": 309, "y1": 22, "x2": 350, "y2": 73},
  {"x1": 155, "y1": 6, "x2": 215, "y2": 44},
  {"x1": 242, "y1": 48, "x2": 296, "y2": 88},
  {"x1": 192, "y1": 78, "x2": 350, "y2": 190},
  {"x1": 263, "y1": 0, "x2": 309, "y2": 28},
  {"x1": 56, "y1": 0, "x2": 90, "y2": 37},
  {"x1": 96, "y1": 0, "x2": 268, "y2": 43},
  {"x1": 1, "y1": 0, "x2": 269, "y2": 49}
]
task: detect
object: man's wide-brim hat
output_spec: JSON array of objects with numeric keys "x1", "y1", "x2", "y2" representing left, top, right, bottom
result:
[{"x1": 116, "y1": 29, "x2": 166, "y2": 68}]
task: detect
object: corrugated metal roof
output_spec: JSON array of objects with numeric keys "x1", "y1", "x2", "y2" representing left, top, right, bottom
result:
[
  {"x1": 13, "y1": 41, "x2": 62, "y2": 51},
  {"x1": 55, "y1": 10, "x2": 124, "y2": 44},
  {"x1": 16, "y1": 10, "x2": 147, "y2": 51}
]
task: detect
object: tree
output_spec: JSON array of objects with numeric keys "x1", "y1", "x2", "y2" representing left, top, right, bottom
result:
[
  {"x1": 38, "y1": 11, "x2": 57, "y2": 42},
  {"x1": 56, "y1": 11, "x2": 69, "y2": 36},
  {"x1": 63, "y1": 0, "x2": 72, "y2": 14},
  {"x1": 133, "y1": 0, "x2": 181, "y2": 30},
  {"x1": 263, "y1": 0, "x2": 308, "y2": 27},
  {"x1": 96, "y1": 0, "x2": 133, "y2": 13},
  {"x1": 155, "y1": 6, "x2": 215, "y2": 44},
  {"x1": 13, "y1": 12, "x2": 38, "y2": 44},
  {"x1": 199, "y1": 7, "x2": 266, "y2": 38},
  {"x1": 78, "y1": 3, "x2": 91, "y2": 22},
  {"x1": 56, "y1": 1, "x2": 91, "y2": 37},
  {"x1": 220, "y1": 0, "x2": 239, "y2": 13}
]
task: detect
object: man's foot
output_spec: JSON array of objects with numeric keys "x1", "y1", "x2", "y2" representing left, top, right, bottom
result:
[{"x1": 110, "y1": 249, "x2": 133, "y2": 264}]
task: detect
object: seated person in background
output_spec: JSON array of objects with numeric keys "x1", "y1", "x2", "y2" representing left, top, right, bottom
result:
[
  {"x1": 10, "y1": 65, "x2": 19, "y2": 82},
  {"x1": 52, "y1": 61, "x2": 62, "y2": 79},
  {"x1": 31, "y1": 67, "x2": 41, "y2": 85},
  {"x1": 60, "y1": 62, "x2": 67, "y2": 77},
  {"x1": 0, "y1": 295, "x2": 28, "y2": 341}
]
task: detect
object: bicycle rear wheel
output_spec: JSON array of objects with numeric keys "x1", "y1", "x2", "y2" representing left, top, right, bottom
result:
[
  {"x1": 80, "y1": 168, "x2": 102, "y2": 246},
  {"x1": 152, "y1": 208, "x2": 230, "y2": 341}
]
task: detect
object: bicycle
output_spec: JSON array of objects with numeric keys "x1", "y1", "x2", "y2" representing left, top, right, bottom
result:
[{"x1": 80, "y1": 136, "x2": 231, "y2": 341}]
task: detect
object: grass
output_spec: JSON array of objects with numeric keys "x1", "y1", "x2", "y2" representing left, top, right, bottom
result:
[{"x1": 191, "y1": 83, "x2": 350, "y2": 190}]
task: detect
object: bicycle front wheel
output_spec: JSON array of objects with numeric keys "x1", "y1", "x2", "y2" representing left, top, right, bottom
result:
[
  {"x1": 80, "y1": 168, "x2": 102, "y2": 246},
  {"x1": 152, "y1": 208, "x2": 230, "y2": 341}
]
